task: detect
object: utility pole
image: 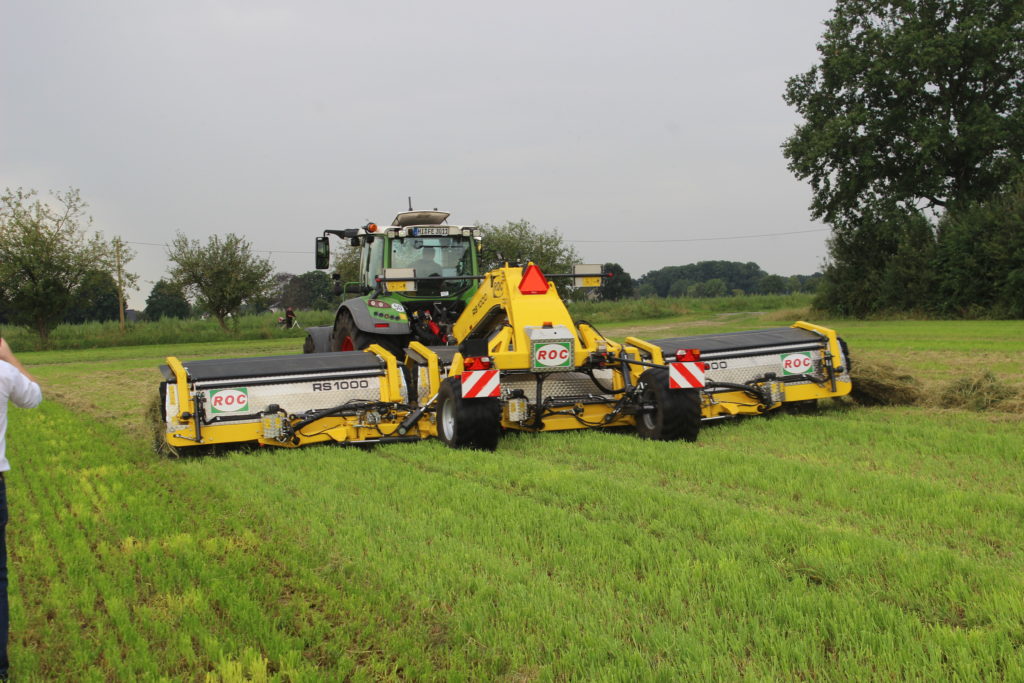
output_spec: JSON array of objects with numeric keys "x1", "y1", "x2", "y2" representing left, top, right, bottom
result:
[
  {"x1": 114, "y1": 238, "x2": 126, "y2": 333},
  {"x1": 111, "y1": 237, "x2": 137, "y2": 334}
]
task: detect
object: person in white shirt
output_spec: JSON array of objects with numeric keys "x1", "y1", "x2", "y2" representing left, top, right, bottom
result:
[{"x1": 0, "y1": 337, "x2": 42, "y2": 682}]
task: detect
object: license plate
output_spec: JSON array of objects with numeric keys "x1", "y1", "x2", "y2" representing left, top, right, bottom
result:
[{"x1": 416, "y1": 227, "x2": 448, "y2": 236}]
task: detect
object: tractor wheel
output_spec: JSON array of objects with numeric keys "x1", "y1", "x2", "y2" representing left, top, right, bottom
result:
[
  {"x1": 436, "y1": 377, "x2": 502, "y2": 451},
  {"x1": 332, "y1": 311, "x2": 406, "y2": 358},
  {"x1": 635, "y1": 368, "x2": 701, "y2": 442}
]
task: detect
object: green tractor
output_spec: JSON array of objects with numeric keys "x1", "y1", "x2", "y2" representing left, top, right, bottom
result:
[{"x1": 303, "y1": 210, "x2": 483, "y2": 357}]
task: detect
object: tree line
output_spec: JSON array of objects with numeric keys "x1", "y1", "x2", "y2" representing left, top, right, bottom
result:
[{"x1": 1, "y1": 190, "x2": 821, "y2": 345}]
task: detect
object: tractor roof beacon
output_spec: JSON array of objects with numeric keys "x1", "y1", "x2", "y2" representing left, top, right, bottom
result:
[{"x1": 303, "y1": 210, "x2": 484, "y2": 358}]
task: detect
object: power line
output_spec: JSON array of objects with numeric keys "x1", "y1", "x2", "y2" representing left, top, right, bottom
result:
[
  {"x1": 569, "y1": 228, "x2": 829, "y2": 244},
  {"x1": 124, "y1": 240, "x2": 309, "y2": 255}
]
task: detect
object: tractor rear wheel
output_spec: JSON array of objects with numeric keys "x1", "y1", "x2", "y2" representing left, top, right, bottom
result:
[
  {"x1": 332, "y1": 310, "x2": 406, "y2": 358},
  {"x1": 635, "y1": 368, "x2": 701, "y2": 442},
  {"x1": 437, "y1": 377, "x2": 502, "y2": 450}
]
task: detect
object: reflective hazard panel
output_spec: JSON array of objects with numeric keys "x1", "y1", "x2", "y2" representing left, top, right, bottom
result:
[
  {"x1": 668, "y1": 362, "x2": 705, "y2": 389},
  {"x1": 461, "y1": 370, "x2": 501, "y2": 398}
]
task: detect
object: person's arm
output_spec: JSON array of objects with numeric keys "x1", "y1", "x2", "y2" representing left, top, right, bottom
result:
[{"x1": 0, "y1": 337, "x2": 39, "y2": 386}]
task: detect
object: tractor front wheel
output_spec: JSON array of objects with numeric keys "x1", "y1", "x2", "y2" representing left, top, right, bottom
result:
[
  {"x1": 635, "y1": 368, "x2": 701, "y2": 442},
  {"x1": 437, "y1": 377, "x2": 502, "y2": 450}
]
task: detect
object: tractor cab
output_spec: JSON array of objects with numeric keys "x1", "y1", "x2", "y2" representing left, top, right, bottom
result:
[{"x1": 361, "y1": 212, "x2": 478, "y2": 299}]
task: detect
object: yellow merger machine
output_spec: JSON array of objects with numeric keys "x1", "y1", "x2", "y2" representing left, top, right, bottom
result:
[{"x1": 158, "y1": 218, "x2": 851, "y2": 453}]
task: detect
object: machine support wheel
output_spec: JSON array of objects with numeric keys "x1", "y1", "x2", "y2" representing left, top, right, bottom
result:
[
  {"x1": 332, "y1": 310, "x2": 406, "y2": 358},
  {"x1": 436, "y1": 377, "x2": 502, "y2": 451},
  {"x1": 635, "y1": 368, "x2": 701, "y2": 442}
]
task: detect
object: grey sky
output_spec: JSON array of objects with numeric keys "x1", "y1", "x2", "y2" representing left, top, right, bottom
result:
[{"x1": 2, "y1": 1, "x2": 833, "y2": 308}]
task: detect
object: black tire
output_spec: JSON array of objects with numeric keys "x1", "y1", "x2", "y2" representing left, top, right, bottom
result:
[
  {"x1": 436, "y1": 377, "x2": 502, "y2": 451},
  {"x1": 838, "y1": 336, "x2": 852, "y2": 372},
  {"x1": 784, "y1": 399, "x2": 819, "y2": 416},
  {"x1": 635, "y1": 368, "x2": 701, "y2": 442},
  {"x1": 332, "y1": 310, "x2": 406, "y2": 359}
]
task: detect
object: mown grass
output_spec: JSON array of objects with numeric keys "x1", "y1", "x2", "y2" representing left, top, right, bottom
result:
[
  {"x1": 6, "y1": 313, "x2": 1024, "y2": 680},
  {"x1": 567, "y1": 293, "x2": 815, "y2": 328}
]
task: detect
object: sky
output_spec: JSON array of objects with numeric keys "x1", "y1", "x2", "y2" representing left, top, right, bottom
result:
[{"x1": 2, "y1": 0, "x2": 834, "y2": 308}]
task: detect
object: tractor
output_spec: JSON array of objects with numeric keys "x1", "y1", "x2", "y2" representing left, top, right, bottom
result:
[{"x1": 302, "y1": 210, "x2": 483, "y2": 358}]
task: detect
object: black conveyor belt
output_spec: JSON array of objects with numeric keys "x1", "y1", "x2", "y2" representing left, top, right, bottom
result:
[
  {"x1": 649, "y1": 326, "x2": 825, "y2": 359},
  {"x1": 160, "y1": 351, "x2": 383, "y2": 382}
]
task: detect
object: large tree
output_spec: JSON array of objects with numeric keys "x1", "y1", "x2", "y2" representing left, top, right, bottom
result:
[
  {"x1": 783, "y1": 0, "x2": 1024, "y2": 314},
  {"x1": 167, "y1": 232, "x2": 275, "y2": 330},
  {"x1": 478, "y1": 220, "x2": 581, "y2": 277},
  {"x1": 0, "y1": 188, "x2": 113, "y2": 342}
]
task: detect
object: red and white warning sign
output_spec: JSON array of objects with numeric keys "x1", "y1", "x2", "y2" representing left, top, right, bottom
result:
[
  {"x1": 668, "y1": 362, "x2": 705, "y2": 389},
  {"x1": 461, "y1": 370, "x2": 501, "y2": 398}
]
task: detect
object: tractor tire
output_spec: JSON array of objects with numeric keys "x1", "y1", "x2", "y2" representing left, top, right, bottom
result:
[
  {"x1": 436, "y1": 377, "x2": 502, "y2": 451},
  {"x1": 635, "y1": 368, "x2": 701, "y2": 442},
  {"x1": 332, "y1": 311, "x2": 406, "y2": 358},
  {"x1": 302, "y1": 326, "x2": 332, "y2": 354}
]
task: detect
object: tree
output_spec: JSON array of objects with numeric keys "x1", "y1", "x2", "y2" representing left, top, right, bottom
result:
[
  {"x1": 333, "y1": 243, "x2": 361, "y2": 286},
  {"x1": 935, "y1": 175, "x2": 1024, "y2": 317},
  {"x1": 0, "y1": 188, "x2": 113, "y2": 342},
  {"x1": 784, "y1": 0, "x2": 1024, "y2": 314},
  {"x1": 145, "y1": 279, "x2": 191, "y2": 320},
  {"x1": 757, "y1": 274, "x2": 789, "y2": 295},
  {"x1": 598, "y1": 263, "x2": 635, "y2": 301},
  {"x1": 167, "y1": 232, "x2": 275, "y2": 330},
  {"x1": 478, "y1": 220, "x2": 581, "y2": 277},
  {"x1": 638, "y1": 262, "x2": 768, "y2": 297},
  {"x1": 280, "y1": 271, "x2": 335, "y2": 310},
  {"x1": 689, "y1": 278, "x2": 728, "y2": 298},
  {"x1": 63, "y1": 271, "x2": 119, "y2": 324}
]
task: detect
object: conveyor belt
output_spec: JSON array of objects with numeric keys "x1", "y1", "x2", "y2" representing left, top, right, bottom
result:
[
  {"x1": 160, "y1": 351, "x2": 383, "y2": 382},
  {"x1": 650, "y1": 327, "x2": 826, "y2": 361}
]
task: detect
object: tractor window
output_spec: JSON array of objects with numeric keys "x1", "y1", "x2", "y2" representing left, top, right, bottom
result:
[
  {"x1": 364, "y1": 238, "x2": 384, "y2": 284},
  {"x1": 389, "y1": 237, "x2": 472, "y2": 277}
]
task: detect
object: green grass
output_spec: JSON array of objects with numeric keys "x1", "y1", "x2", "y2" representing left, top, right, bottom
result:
[
  {"x1": 5, "y1": 314, "x2": 1024, "y2": 680},
  {"x1": 0, "y1": 311, "x2": 337, "y2": 352}
]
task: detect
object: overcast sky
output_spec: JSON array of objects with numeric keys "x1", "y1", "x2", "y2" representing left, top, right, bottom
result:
[{"x1": 2, "y1": 0, "x2": 834, "y2": 308}]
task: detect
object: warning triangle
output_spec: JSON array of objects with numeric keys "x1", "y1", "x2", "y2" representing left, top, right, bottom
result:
[{"x1": 518, "y1": 263, "x2": 550, "y2": 295}]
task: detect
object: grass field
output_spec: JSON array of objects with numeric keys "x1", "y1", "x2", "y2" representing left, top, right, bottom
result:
[{"x1": 6, "y1": 314, "x2": 1024, "y2": 680}]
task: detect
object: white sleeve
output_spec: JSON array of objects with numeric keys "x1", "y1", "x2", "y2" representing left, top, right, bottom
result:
[{"x1": 8, "y1": 366, "x2": 42, "y2": 409}]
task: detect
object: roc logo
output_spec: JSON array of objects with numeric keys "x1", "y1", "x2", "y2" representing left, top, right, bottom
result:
[
  {"x1": 533, "y1": 342, "x2": 572, "y2": 369},
  {"x1": 781, "y1": 352, "x2": 813, "y2": 376},
  {"x1": 209, "y1": 388, "x2": 249, "y2": 413}
]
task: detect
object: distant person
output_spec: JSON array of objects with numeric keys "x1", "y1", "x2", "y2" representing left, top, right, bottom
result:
[
  {"x1": 284, "y1": 307, "x2": 297, "y2": 329},
  {"x1": 0, "y1": 337, "x2": 42, "y2": 682}
]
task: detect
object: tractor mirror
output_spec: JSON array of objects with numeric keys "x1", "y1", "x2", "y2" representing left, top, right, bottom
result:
[
  {"x1": 315, "y1": 236, "x2": 330, "y2": 269},
  {"x1": 383, "y1": 268, "x2": 416, "y2": 293},
  {"x1": 573, "y1": 264, "x2": 604, "y2": 288}
]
